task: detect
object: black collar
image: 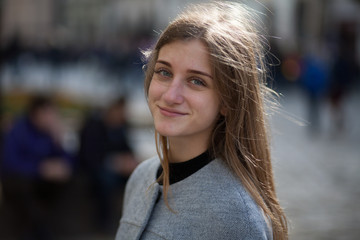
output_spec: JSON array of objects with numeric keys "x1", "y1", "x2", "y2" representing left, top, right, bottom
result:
[{"x1": 156, "y1": 151, "x2": 214, "y2": 185}]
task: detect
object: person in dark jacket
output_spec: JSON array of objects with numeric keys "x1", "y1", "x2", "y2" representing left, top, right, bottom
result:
[{"x1": 78, "y1": 97, "x2": 138, "y2": 233}]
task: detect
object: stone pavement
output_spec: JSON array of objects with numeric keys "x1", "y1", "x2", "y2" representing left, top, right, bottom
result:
[{"x1": 271, "y1": 87, "x2": 360, "y2": 240}]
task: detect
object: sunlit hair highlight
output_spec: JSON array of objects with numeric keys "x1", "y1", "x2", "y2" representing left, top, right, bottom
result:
[{"x1": 143, "y1": 2, "x2": 288, "y2": 239}]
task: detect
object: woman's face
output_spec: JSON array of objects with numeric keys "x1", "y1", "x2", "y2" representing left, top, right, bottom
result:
[{"x1": 148, "y1": 39, "x2": 221, "y2": 144}]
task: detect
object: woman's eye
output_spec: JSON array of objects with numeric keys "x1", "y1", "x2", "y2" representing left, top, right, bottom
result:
[
  {"x1": 189, "y1": 78, "x2": 206, "y2": 86},
  {"x1": 155, "y1": 69, "x2": 172, "y2": 78}
]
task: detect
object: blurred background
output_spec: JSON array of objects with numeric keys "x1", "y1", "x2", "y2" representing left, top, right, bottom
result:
[{"x1": 0, "y1": 0, "x2": 359, "y2": 239}]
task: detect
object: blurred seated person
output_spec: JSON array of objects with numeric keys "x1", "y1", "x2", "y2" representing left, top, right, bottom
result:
[
  {"x1": 1, "y1": 95, "x2": 73, "y2": 240},
  {"x1": 78, "y1": 97, "x2": 138, "y2": 232}
]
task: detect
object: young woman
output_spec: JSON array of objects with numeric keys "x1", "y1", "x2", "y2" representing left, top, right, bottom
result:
[{"x1": 116, "y1": 2, "x2": 288, "y2": 239}]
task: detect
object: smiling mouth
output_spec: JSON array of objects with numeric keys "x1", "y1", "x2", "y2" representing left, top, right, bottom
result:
[{"x1": 158, "y1": 106, "x2": 187, "y2": 117}]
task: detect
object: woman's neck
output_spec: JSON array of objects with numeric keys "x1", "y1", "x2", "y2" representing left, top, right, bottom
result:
[{"x1": 168, "y1": 136, "x2": 209, "y2": 163}]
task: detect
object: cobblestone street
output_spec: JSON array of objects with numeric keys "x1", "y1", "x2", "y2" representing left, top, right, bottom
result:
[{"x1": 271, "y1": 87, "x2": 360, "y2": 239}]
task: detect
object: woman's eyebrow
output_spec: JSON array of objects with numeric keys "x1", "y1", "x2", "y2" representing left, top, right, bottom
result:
[
  {"x1": 156, "y1": 60, "x2": 171, "y2": 67},
  {"x1": 188, "y1": 69, "x2": 213, "y2": 79},
  {"x1": 156, "y1": 59, "x2": 213, "y2": 79}
]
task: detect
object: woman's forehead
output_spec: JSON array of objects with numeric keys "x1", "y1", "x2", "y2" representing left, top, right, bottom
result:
[{"x1": 157, "y1": 39, "x2": 212, "y2": 74}]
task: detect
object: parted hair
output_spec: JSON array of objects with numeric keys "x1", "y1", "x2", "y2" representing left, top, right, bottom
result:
[{"x1": 143, "y1": 2, "x2": 288, "y2": 239}]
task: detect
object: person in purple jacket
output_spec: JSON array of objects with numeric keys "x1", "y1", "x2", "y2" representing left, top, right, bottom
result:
[{"x1": 1, "y1": 95, "x2": 73, "y2": 240}]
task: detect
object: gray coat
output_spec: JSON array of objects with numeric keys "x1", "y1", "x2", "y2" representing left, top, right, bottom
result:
[{"x1": 115, "y1": 156, "x2": 272, "y2": 240}]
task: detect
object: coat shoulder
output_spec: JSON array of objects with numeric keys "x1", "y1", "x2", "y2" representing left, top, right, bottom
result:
[
  {"x1": 199, "y1": 159, "x2": 272, "y2": 239},
  {"x1": 122, "y1": 156, "x2": 160, "y2": 206},
  {"x1": 129, "y1": 156, "x2": 160, "y2": 183}
]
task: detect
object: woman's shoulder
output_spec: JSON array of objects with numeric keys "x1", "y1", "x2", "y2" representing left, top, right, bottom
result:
[
  {"x1": 194, "y1": 159, "x2": 272, "y2": 238},
  {"x1": 133, "y1": 156, "x2": 160, "y2": 175},
  {"x1": 205, "y1": 159, "x2": 262, "y2": 211},
  {"x1": 122, "y1": 156, "x2": 160, "y2": 208},
  {"x1": 126, "y1": 156, "x2": 160, "y2": 186}
]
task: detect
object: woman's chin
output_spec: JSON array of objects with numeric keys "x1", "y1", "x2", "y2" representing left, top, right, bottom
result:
[
  {"x1": 156, "y1": 130, "x2": 176, "y2": 138},
  {"x1": 155, "y1": 126, "x2": 181, "y2": 138}
]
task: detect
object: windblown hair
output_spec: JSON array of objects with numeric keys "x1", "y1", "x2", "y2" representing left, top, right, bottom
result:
[{"x1": 143, "y1": 2, "x2": 288, "y2": 239}]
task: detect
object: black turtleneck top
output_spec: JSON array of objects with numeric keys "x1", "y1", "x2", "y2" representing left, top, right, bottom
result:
[{"x1": 156, "y1": 151, "x2": 214, "y2": 185}]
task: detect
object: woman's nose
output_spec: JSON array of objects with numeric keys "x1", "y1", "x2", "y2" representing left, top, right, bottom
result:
[{"x1": 162, "y1": 78, "x2": 184, "y2": 105}]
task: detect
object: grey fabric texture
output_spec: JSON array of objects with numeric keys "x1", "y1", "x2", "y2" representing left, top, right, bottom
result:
[{"x1": 115, "y1": 156, "x2": 272, "y2": 240}]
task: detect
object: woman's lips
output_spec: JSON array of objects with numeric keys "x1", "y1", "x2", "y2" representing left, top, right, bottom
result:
[{"x1": 158, "y1": 106, "x2": 187, "y2": 117}]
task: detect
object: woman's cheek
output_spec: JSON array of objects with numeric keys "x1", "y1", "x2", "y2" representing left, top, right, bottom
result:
[
  {"x1": 149, "y1": 79, "x2": 164, "y2": 102},
  {"x1": 148, "y1": 80, "x2": 161, "y2": 112}
]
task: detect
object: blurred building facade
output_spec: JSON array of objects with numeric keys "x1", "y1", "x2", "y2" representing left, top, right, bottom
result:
[
  {"x1": 0, "y1": 0, "x2": 359, "y2": 117},
  {"x1": 1, "y1": 0, "x2": 359, "y2": 135},
  {"x1": 1, "y1": 0, "x2": 359, "y2": 53}
]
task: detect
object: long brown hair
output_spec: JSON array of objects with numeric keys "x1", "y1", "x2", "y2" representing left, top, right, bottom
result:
[{"x1": 143, "y1": 2, "x2": 287, "y2": 239}]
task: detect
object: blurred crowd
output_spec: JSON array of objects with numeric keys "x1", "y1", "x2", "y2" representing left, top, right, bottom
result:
[
  {"x1": 0, "y1": 95, "x2": 138, "y2": 239},
  {"x1": 279, "y1": 21, "x2": 359, "y2": 135}
]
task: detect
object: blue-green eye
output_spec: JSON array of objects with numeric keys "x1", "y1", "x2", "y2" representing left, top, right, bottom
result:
[
  {"x1": 155, "y1": 69, "x2": 172, "y2": 78},
  {"x1": 190, "y1": 78, "x2": 206, "y2": 86}
]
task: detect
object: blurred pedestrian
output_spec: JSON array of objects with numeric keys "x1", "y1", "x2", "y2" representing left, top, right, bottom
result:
[
  {"x1": 78, "y1": 97, "x2": 137, "y2": 233},
  {"x1": 328, "y1": 22, "x2": 359, "y2": 134},
  {"x1": 300, "y1": 54, "x2": 328, "y2": 134},
  {"x1": 116, "y1": 2, "x2": 287, "y2": 240},
  {"x1": 1, "y1": 95, "x2": 73, "y2": 240}
]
